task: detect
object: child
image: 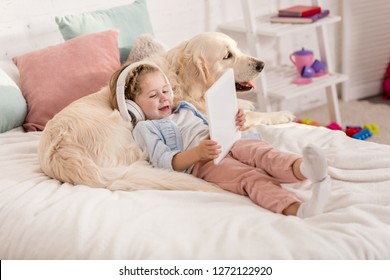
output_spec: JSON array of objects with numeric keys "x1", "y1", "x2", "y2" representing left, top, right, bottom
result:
[{"x1": 112, "y1": 61, "x2": 331, "y2": 218}]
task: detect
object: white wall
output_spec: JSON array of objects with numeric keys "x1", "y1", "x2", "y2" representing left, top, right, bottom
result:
[
  {"x1": 149, "y1": 0, "x2": 243, "y2": 48},
  {"x1": 0, "y1": 0, "x2": 245, "y2": 60},
  {"x1": 0, "y1": 0, "x2": 341, "y2": 59},
  {"x1": 341, "y1": 0, "x2": 390, "y2": 101}
]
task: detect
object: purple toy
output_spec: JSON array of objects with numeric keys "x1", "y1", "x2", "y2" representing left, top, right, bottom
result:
[
  {"x1": 301, "y1": 66, "x2": 315, "y2": 78},
  {"x1": 312, "y1": 59, "x2": 325, "y2": 73},
  {"x1": 298, "y1": 59, "x2": 326, "y2": 78}
]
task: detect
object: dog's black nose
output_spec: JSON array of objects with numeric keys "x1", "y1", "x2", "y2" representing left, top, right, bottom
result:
[{"x1": 256, "y1": 61, "x2": 265, "y2": 72}]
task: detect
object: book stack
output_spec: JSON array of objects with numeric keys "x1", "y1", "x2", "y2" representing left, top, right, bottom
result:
[{"x1": 270, "y1": 5, "x2": 330, "y2": 24}]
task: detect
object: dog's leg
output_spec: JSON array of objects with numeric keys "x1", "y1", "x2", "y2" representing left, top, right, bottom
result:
[
  {"x1": 237, "y1": 98, "x2": 295, "y2": 126},
  {"x1": 245, "y1": 110, "x2": 296, "y2": 126}
]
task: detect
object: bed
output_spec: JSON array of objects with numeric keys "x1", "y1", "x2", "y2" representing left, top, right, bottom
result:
[
  {"x1": 1, "y1": 122, "x2": 390, "y2": 259},
  {"x1": 1, "y1": 0, "x2": 390, "y2": 260}
]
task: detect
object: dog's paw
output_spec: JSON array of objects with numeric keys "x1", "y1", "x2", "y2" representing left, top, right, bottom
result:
[
  {"x1": 268, "y1": 110, "x2": 296, "y2": 124},
  {"x1": 245, "y1": 110, "x2": 295, "y2": 126},
  {"x1": 237, "y1": 99, "x2": 256, "y2": 111}
]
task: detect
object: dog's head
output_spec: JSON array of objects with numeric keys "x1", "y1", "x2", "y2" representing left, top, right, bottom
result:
[
  {"x1": 167, "y1": 32, "x2": 264, "y2": 112},
  {"x1": 187, "y1": 32, "x2": 264, "y2": 91}
]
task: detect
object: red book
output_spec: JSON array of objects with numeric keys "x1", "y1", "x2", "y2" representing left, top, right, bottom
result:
[
  {"x1": 278, "y1": 5, "x2": 321, "y2": 17},
  {"x1": 271, "y1": 9, "x2": 330, "y2": 24}
]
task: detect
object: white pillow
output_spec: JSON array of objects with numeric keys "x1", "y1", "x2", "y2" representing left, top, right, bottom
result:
[
  {"x1": 0, "y1": 61, "x2": 20, "y2": 86},
  {"x1": 0, "y1": 67, "x2": 27, "y2": 133}
]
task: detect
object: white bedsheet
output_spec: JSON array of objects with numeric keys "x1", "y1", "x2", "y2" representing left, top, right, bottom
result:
[{"x1": 1, "y1": 124, "x2": 390, "y2": 259}]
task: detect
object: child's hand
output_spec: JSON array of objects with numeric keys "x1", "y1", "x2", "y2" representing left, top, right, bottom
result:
[
  {"x1": 236, "y1": 108, "x2": 246, "y2": 130},
  {"x1": 196, "y1": 136, "x2": 221, "y2": 161}
]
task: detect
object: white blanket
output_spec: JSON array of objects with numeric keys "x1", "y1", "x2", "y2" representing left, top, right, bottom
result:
[
  {"x1": 1, "y1": 124, "x2": 390, "y2": 259},
  {"x1": 257, "y1": 123, "x2": 390, "y2": 182}
]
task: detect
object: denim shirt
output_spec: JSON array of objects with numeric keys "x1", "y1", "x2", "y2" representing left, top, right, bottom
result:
[
  {"x1": 132, "y1": 101, "x2": 261, "y2": 173},
  {"x1": 132, "y1": 101, "x2": 208, "y2": 173}
]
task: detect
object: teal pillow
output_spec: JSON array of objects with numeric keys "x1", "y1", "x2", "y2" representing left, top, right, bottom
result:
[
  {"x1": 0, "y1": 69, "x2": 27, "y2": 133},
  {"x1": 55, "y1": 0, "x2": 154, "y2": 63}
]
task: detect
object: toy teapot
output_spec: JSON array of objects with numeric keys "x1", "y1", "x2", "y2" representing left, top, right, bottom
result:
[{"x1": 290, "y1": 48, "x2": 314, "y2": 75}]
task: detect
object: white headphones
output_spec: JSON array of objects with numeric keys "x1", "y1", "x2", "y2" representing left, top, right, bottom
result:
[{"x1": 116, "y1": 60, "x2": 173, "y2": 123}]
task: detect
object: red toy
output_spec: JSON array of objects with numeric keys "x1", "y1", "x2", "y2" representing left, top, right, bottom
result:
[
  {"x1": 345, "y1": 126, "x2": 362, "y2": 137},
  {"x1": 342, "y1": 123, "x2": 379, "y2": 139},
  {"x1": 297, "y1": 118, "x2": 379, "y2": 140},
  {"x1": 383, "y1": 62, "x2": 390, "y2": 99}
]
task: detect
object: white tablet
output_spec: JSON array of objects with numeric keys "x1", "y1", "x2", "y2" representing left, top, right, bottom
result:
[{"x1": 205, "y1": 68, "x2": 241, "y2": 165}]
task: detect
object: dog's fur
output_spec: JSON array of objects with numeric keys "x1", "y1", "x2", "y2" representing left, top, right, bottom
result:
[
  {"x1": 39, "y1": 32, "x2": 294, "y2": 192},
  {"x1": 38, "y1": 87, "x2": 220, "y2": 192},
  {"x1": 126, "y1": 33, "x2": 295, "y2": 126}
]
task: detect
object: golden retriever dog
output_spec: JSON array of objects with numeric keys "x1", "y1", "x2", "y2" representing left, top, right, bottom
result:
[
  {"x1": 127, "y1": 32, "x2": 295, "y2": 127},
  {"x1": 38, "y1": 87, "x2": 220, "y2": 192},
  {"x1": 39, "y1": 32, "x2": 293, "y2": 192}
]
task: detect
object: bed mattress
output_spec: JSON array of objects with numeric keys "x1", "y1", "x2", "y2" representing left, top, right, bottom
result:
[{"x1": 1, "y1": 123, "x2": 390, "y2": 259}]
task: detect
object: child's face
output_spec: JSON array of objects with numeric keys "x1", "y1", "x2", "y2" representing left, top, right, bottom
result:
[{"x1": 135, "y1": 71, "x2": 173, "y2": 120}]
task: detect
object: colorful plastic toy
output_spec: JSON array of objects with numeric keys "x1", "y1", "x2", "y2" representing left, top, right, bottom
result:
[
  {"x1": 383, "y1": 62, "x2": 390, "y2": 99},
  {"x1": 296, "y1": 118, "x2": 318, "y2": 126},
  {"x1": 363, "y1": 123, "x2": 379, "y2": 134},
  {"x1": 297, "y1": 118, "x2": 379, "y2": 141},
  {"x1": 345, "y1": 126, "x2": 362, "y2": 137},
  {"x1": 312, "y1": 59, "x2": 325, "y2": 73},
  {"x1": 326, "y1": 122, "x2": 342, "y2": 130},
  {"x1": 301, "y1": 65, "x2": 315, "y2": 78},
  {"x1": 352, "y1": 128, "x2": 372, "y2": 140}
]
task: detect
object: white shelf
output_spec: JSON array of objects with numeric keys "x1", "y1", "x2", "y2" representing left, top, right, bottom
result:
[
  {"x1": 264, "y1": 65, "x2": 348, "y2": 100},
  {"x1": 220, "y1": 0, "x2": 346, "y2": 124},
  {"x1": 219, "y1": 15, "x2": 341, "y2": 37}
]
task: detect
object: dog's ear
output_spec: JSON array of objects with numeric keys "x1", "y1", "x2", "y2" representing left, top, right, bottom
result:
[
  {"x1": 108, "y1": 64, "x2": 130, "y2": 110},
  {"x1": 108, "y1": 69, "x2": 120, "y2": 110},
  {"x1": 166, "y1": 40, "x2": 211, "y2": 110},
  {"x1": 194, "y1": 56, "x2": 211, "y2": 88},
  {"x1": 178, "y1": 50, "x2": 210, "y2": 91}
]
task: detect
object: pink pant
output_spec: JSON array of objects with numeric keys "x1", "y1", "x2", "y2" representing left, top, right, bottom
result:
[{"x1": 191, "y1": 139, "x2": 302, "y2": 214}]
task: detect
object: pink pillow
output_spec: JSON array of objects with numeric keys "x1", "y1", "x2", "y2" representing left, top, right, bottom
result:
[{"x1": 13, "y1": 30, "x2": 120, "y2": 131}]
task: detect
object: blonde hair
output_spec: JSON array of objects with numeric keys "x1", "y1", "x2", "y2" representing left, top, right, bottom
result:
[{"x1": 109, "y1": 62, "x2": 160, "y2": 111}]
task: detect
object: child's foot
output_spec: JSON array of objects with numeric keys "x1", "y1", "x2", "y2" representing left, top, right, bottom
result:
[
  {"x1": 300, "y1": 144, "x2": 328, "y2": 183},
  {"x1": 297, "y1": 175, "x2": 331, "y2": 218}
]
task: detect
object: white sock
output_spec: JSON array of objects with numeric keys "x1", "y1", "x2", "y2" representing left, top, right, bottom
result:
[
  {"x1": 297, "y1": 176, "x2": 331, "y2": 218},
  {"x1": 297, "y1": 145, "x2": 330, "y2": 218},
  {"x1": 300, "y1": 144, "x2": 328, "y2": 182}
]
